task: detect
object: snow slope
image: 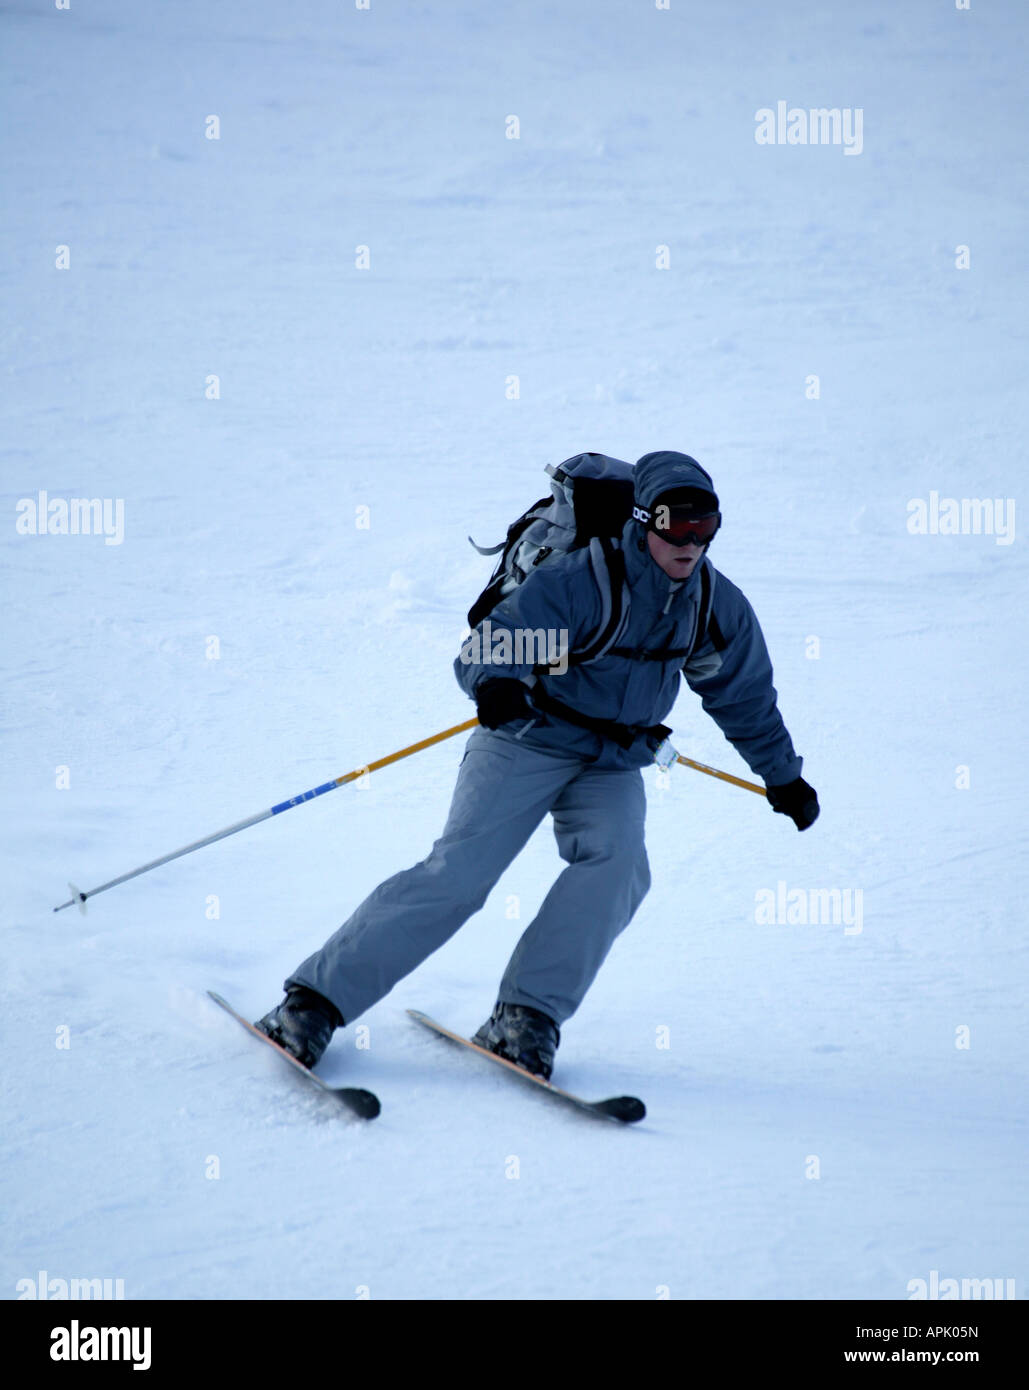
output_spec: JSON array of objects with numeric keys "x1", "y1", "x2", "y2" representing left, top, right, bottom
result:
[{"x1": 2, "y1": 0, "x2": 1027, "y2": 1300}]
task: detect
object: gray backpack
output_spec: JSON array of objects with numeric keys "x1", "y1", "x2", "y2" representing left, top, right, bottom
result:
[
  {"x1": 467, "y1": 452, "x2": 718, "y2": 672},
  {"x1": 467, "y1": 453, "x2": 637, "y2": 663}
]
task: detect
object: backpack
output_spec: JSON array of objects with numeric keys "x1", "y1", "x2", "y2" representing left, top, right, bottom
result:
[{"x1": 466, "y1": 453, "x2": 716, "y2": 671}]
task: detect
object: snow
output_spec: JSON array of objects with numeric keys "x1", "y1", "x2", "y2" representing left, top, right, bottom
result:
[{"x1": 3, "y1": 0, "x2": 1027, "y2": 1300}]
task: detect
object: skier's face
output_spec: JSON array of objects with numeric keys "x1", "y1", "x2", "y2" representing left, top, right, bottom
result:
[{"x1": 646, "y1": 529, "x2": 705, "y2": 579}]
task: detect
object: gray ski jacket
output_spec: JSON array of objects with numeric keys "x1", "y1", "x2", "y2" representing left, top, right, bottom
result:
[{"x1": 454, "y1": 466, "x2": 803, "y2": 785}]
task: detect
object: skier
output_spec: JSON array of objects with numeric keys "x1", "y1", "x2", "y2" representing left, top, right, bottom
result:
[{"x1": 256, "y1": 451, "x2": 818, "y2": 1079}]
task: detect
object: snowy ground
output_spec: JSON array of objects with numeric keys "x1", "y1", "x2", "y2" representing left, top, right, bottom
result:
[{"x1": 3, "y1": 0, "x2": 1027, "y2": 1300}]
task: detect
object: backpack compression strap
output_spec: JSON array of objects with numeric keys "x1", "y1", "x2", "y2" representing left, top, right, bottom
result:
[{"x1": 466, "y1": 497, "x2": 554, "y2": 628}]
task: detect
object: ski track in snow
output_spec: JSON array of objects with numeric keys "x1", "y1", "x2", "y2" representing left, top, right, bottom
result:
[{"x1": 3, "y1": 0, "x2": 1027, "y2": 1299}]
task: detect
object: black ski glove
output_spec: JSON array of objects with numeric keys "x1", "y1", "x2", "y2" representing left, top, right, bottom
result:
[
  {"x1": 766, "y1": 776, "x2": 819, "y2": 831},
  {"x1": 475, "y1": 677, "x2": 533, "y2": 730}
]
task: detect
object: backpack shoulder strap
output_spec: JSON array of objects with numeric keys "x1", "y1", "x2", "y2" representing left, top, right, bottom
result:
[
  {"x1": 529, "y1": 535, "x2": 628, "y2": 673},
  {"x1": 685, "y1": 561, "x2": 726, "y2": 665},
  {"x1": 566, "y1": 536, "x2": 628, "y2": 665}
]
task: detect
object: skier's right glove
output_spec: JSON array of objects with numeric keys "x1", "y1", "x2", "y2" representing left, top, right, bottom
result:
[
  {"x1": 766, "y1": 776, "x2": 820, "y2": 831},
  {"x1": 475, "y1": 677, "x2": 533, "y2": 730}
]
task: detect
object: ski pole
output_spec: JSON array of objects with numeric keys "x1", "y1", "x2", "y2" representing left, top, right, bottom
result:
[
  {"x1": 53, "y1": 716, "x2": 764, "y2": 915},
  {"x1": 53, "y1": 717, "x2": 479, "y2": 914},
  {"x1": 655, "y1": 735, "x2": 766, "y2": 795},
  {"x1": 675, "y1": 754, "x2": 767, "y2": 797}
]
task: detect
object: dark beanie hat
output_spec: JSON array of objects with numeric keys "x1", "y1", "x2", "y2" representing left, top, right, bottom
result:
[{"x1": 634, "y1": 451, "x2": 719, "y2": 513}]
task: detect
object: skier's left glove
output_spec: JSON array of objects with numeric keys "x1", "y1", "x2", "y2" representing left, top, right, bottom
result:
[{"x1": 766, "y1": 776, "x2": 819, "y2": 831}]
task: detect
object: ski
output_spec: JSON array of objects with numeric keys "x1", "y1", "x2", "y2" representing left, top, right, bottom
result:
[
  {"x1": 207, "y1": 990, "x2": 380, "y2": 1120},
  {"x1": 407, "y1": 1009, "x2": 645, "y2": 1124}
]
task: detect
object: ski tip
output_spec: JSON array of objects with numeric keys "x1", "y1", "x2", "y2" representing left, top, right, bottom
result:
[
  {"x1": 598, "y1": 1096, "x2": 646, "y2": 1124},
  {"x1": 208, "y1": 991, "x2": 381, "y2": 1120},
  {"x1": 340, "y1": 1088, "x2": 381, "y2": 1120},
  {"x1": 408, "y1": 1009, "x2": 646, "y2": 1124}
]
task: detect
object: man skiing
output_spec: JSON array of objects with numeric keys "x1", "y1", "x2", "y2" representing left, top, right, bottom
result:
[{"x1": 256, "y1": 450, "x2": 818, "y2": 1080}]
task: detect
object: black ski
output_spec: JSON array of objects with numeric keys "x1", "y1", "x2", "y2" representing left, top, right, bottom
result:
[
  {"x1": 207, "y1": 990, "x2": 380, "y2": 1119},
  {"x1": 407, "y1": 1009, "x2": 645, "y2": 1124}
]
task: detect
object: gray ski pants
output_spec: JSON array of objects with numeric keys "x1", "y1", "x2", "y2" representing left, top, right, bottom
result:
[{"x1": 287, "y1": 726, "x2": 651, "y2": 1026}]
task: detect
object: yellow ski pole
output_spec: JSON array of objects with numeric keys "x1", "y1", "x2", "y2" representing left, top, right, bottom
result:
[
  {"x1": 53, "y1": 714, "x2": 766, "y2": 915},
  {"x1": 675, "y1": 753, "x2": 767, "y2": 796}
]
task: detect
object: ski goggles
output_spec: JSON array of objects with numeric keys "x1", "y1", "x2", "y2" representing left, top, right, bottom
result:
[{"x1": 632, "y1": 503, "x2": 721, "y2": 547}]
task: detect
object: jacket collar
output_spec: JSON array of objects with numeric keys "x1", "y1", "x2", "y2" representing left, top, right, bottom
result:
[{"x1": 620, "y1": 519, "x2": 705, "y2": 614}]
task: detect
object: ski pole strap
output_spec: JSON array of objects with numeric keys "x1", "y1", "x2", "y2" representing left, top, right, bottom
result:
[{"x1": 527, "y1": 685, "x2": 670, "y2": 751}]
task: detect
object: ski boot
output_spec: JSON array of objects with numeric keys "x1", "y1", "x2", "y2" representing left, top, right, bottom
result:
[
  {"x1": 473, "y1": 1002, "x2": 560, "y2": 1080},
  {"x1": 255, "y1": 985, "x2": 342, "y2": 1069}
]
